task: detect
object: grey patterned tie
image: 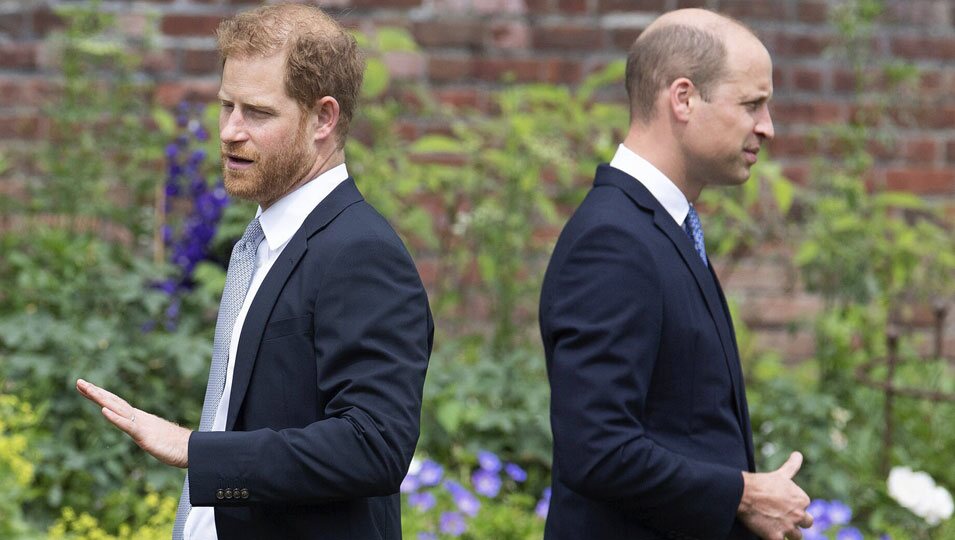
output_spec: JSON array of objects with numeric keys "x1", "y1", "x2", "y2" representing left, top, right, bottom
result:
[
  {"x1": 172, "y1": 217, "x2": 264, "y2": 540},
  {"x1": 683, "y1": 204, "x2": 708, "y2": 267}
]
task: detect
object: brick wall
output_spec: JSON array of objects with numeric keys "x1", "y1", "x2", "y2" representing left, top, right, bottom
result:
[{"x1": 1, "y1": 0, "x2": 953, "y2": 360}]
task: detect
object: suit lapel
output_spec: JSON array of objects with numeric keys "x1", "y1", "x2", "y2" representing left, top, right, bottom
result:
[
  {"x1": 225, "y1": 179, "x2": 365, "y2": 430},
  {"x1": 594, "y1": 165, "x2": 747, "y2": 432}
]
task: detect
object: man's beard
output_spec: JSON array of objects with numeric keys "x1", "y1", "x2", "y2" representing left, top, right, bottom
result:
[{"x1": 221, "y1": 130, "x2": 313, "y2": 206}]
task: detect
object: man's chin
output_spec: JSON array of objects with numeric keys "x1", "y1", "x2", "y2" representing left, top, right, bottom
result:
[{"x1": 223, "y1": 173, "x2": 261, "y2": 202}]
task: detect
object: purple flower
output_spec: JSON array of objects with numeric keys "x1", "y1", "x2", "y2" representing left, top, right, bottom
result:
[
  {"x1": 400, "y1": 474, "x2": 419, "y2": 494},
  {"x1": 828, "y1": 500, "x2": 852, "y2": 526},
  {"x1": 505, "y1": 462, "x2": 527, "y2": 482},
  {"x1": 471, "y1": 469, "x2": 502, "y2": 498},
  {"x1": 439, "y1": 512, "x2": 467, "y2": 536},
  {"x1": 194, "y1": 125, "x2": 209, "y2": 142},
  {"x1": 836, "y1": 527, "x2": 863, "y2": 540},
  {"x1": 417, "y1": 533, "x2": 436, "y2": 540},
  {"x1": 444, "y1": 481, "x2": 480, "y2": 516},
  {"x1": 408, "y1": 491, "x2": 436, "y2": 511},
  {"x1": 806, "y1": 500, "x2": 832, "y2": 532},
  {"x1": 535, "y1": 487, "x2": 552, "y2": 519},
  {"x1": 165, "y1": 143, "x2": 180, "y2": 158},
  {"x1": 418, "y1": 459, "x2": 443, "y2": 486},
  {"x1": 477, "y1": 450, "x2": 502, "y2": 473}
]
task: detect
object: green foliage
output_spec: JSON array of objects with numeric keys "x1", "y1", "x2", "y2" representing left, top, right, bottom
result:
[
  {"x1": 420, "y1": 343, "x2": 551, "y2": 472},
  {"x1": 0, "y1": 395, "x2": 44, "y2": 539},
  {"x1": 33, "y1": 1, "x2": 163, "y2": 237}
]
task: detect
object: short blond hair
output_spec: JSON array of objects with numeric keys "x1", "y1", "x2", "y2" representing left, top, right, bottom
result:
[{"x1": 216, "y1": 3, "x2": 364, "y2": 148}]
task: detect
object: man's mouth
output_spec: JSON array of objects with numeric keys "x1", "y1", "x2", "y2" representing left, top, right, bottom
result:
[
  {"x1": 224, "y1": 153, "x2": 255, "y2": 169},
  {"x1": 743, "y1": 147, "x2": 759, "y2": 165}
]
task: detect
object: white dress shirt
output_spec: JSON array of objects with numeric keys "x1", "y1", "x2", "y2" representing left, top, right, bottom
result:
[
  {"x1": 608, "y1": 144, "x2": 691, "y2": 228},
  {"x1": 185, "y1": 164, "x2": 350, "y2": 540}
]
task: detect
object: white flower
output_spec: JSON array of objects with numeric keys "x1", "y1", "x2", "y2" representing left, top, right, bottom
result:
[{"x1": 888, "y1": 466, "x2": 954, "y2": 526}]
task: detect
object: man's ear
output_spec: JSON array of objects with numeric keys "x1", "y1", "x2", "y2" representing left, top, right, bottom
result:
[
  {"x1": 668, "y1": 77, "x2": 695, "y2": 123},
  {"x1": 310, "y1": 96, "x2": 340, "y2": 143}
]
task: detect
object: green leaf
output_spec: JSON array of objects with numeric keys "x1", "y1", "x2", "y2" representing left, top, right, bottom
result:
[
  {"x1": 151, "y1": 108, "x2": 176, "y2": 135},
  {"x1": 362, "y1": 58, "x2": 389, "y2": 99},
  {"x1": 375, "y1": 27, "x2": 418, "y2": 53},
  {"x1": 770, "y1": 176, "x2": 795, "y2": 215},
  {"x1": 409, "y1": 134, "x2": 461, "y2": 154}
]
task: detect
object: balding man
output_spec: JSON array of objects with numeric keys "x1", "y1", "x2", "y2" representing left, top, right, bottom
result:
[{"x1": 540, "y1": 9, "x2": 812, "y2": 540}]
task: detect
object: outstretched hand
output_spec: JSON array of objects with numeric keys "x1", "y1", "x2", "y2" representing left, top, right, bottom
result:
[
  {"x1": 76, "y1": 378, "x2": 191, "y2": 468},
  {"x1": 738, "y1": 451, "x2": 813, "y2": 540}
]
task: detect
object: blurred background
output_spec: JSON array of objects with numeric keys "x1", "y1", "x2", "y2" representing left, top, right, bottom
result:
[{"x1": 0, "y1": 0, "x2": 953, "y2": 538}]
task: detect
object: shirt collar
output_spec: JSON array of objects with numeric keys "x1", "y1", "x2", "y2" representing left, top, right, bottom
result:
[
  {"x1": 609, "y1": 144, "x2": 690, "y2": 227},
  {"x1": 256, "y1": 163, "x2": 350, "y2": 251}
]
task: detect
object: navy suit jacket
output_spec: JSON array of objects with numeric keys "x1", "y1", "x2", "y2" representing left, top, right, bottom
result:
[
  {"x1": 187, "y1": 179, "x2": 433, "y2": 539},
  {"x1": 539, "y1": 165, "x2": 757, "y2": 540}
]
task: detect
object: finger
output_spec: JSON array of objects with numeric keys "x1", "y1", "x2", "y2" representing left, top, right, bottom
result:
[
  {"x1": 100, "y1": 405, "x2": 136, "y2": 435},
  {"x1": 797, "y1": 510, "x2": 813, "y2": 529},
  {"x1": 77, "y1": 379, "x2": 133, "y2": 417},
  {"x1": 777, "y1": 451, "x2": 803, "y2": 479}
]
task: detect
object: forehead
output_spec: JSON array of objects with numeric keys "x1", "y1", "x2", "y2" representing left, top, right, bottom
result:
[
  {"x1": 218, "y1": 53, "x2": 291, "y2": 104},
  {"x1": 717, "y1": 37, "x2": 774, "y2": 96}
]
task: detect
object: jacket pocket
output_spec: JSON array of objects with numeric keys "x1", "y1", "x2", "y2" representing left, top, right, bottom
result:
[{"x1": 262, "y1": 316, "x2": 312, "y2": 342}]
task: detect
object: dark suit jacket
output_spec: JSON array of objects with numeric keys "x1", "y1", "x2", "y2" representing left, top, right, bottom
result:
[
  {"x1": 187, "y1": 179, "x2": 433, "y2": 539},
  {"x1": 539, "y1": 165, "x2": 757, "y2": 540}
]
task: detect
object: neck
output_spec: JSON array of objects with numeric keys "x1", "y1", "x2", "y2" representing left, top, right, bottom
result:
[{"x1": 622, "y1": 126, "x2": 701, "y2": 203}]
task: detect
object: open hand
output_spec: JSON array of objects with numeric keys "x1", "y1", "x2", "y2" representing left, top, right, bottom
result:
[
  {"x1": 76, "y1": 378, "x2": 191, "y2": 468},
  {"x1": 738, "y1": 451, "x2": 813, "y2": 540}
]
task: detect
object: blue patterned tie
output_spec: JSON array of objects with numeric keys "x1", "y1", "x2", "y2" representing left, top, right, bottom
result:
[
  {"x1": 684, "y1": 204, "x2": 708, "y2": 267},
  {"x1": 172, "y1": 217, "x2": 264, "y2": 540}
]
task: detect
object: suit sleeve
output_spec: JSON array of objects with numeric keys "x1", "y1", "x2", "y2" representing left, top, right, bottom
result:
[
  {"x1": 188, "y1": 232, "x2": 432, "y2": 505},
  {"x1": 543, "y1": 222, "x2": 742, "y2": 538}
]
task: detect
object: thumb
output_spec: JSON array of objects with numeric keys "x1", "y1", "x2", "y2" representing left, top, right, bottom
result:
[{"x1": 777, "y1": 451, "x2": 803, "y2": 479}]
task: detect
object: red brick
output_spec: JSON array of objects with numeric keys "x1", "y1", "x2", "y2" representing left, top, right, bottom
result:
[
  {"x1": 947, "y1": 141, "x2": 955, "y2": 164},
  {"x1": 0, "y1": 77, "x2": 55, "y2": 107},
  {"x1": 352, "y1": 0, "x2": 421, "y2": 7},
  {"x1": 885, "y1": 168, "x2": 955, "y2": 194},
  {"x1": 611, "y1": 28, "x2": 642, "y2": 49},
  {"x1": 525, "y1": 0, "x2": 553, "y2": 14},
  {"x1": 0, "y1": 43, "x2": 36, "y2": 70},
  {"x1": 411, "y1": 20, "x2": 483, "y2": 48},
  {"x1": 753, "y1": 329, "x2": 816, "y2": 361},
  {"x1": 740, "y1": 295, "x2": 823, "y2": 327},
  {"x1": 781, "y1": 164, "x2": 809, "y2": 185},
  {"x1": 540, "y1": 58, "x2": 583, "y2": 84},
  {"x1": 557, "y1": 0, "x2": 589, "y2": 13},
  {"x1": 142, "y1": 50, "x2": 177, "y2": 74},
  {"x1": 153, "y1": 80, "x2": 220, "y2": 108},
  {"x1": 797, "y1": 0, "x2": 828, "y2": 22},
  {"x1": 474, "y1": 58, "x2": 542, "y2": 83},
  {"x1": 0, "y1": 11, "x2": 29, "y2": 39},
  {"x1": 182, "y1": 49, "x2": 220, "y2": 75},
  {"x1": 434, "y1": 87, "x2": 484, "y2": 109},
  {"x1": 161, "y1": 14, "x2": 225, "y2": 37},
  {"x1": 489, "y1": 21, "x2": 530, "y2": 49},
  {"x1": 771, "y1": 101, "x2": 846, "y2": 124},
  {"x1": 833, "y1": 69, "x2": 857, "y2": 92},
  {"x1": 533, "y1": 25, "x2": 604, "y2": 50},
  {"x1": 891, "y1": 36, "x2": 955, "y2": 61},
  {"x1": 599, "y1": 0, "x2": 666, "y2": 12},
  {"x1": 911, "y1": 106, "x2": 955, "y2": 130},
  {"x1": 768, "y1": 133, "x2": 815, "y2": 157},
  {"x1": 866, "y1": 138, "x2": 901, "y2": 161},
  {"x1": 721, "y1": 0, "x2": 788, "y2": 20},
  {"x1": 904, "y1": 139, "x2": 938, "y2": 164},
  {"x1": 33, "y1": 7, "x2": 64, "y2": 36},
  {"x1": 0, "y1": 114, "x2": 46, "y2": 139},
  {"x1": 383, "y1": 51, "x2": 425, "y2": 79},
  {"x1": 427, "y1": 55, "x2": 474, "y2": 82},
  {"x1": 776, "y1": 32, "x2": 830, "y2": 57},
  {"x1": 792, "y1": 67, "x2": 822, "y2": 91},
  {"x1": 676, "y1": 0, "x2": 708, "y2": 7},
  {"x1": 722, "y1": 259, "x2": 793, "y2": 292}
]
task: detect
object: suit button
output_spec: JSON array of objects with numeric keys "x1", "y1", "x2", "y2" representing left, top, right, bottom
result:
[
  {"x1": 224, "y1": 488, "x2": 233, "y2": 499},
  {"x1": 215, "y1": 489, "x2": 224, "y2": 500},
  {"x1": 240, "y1": 488, "x2": 250, "y2": 499}
]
